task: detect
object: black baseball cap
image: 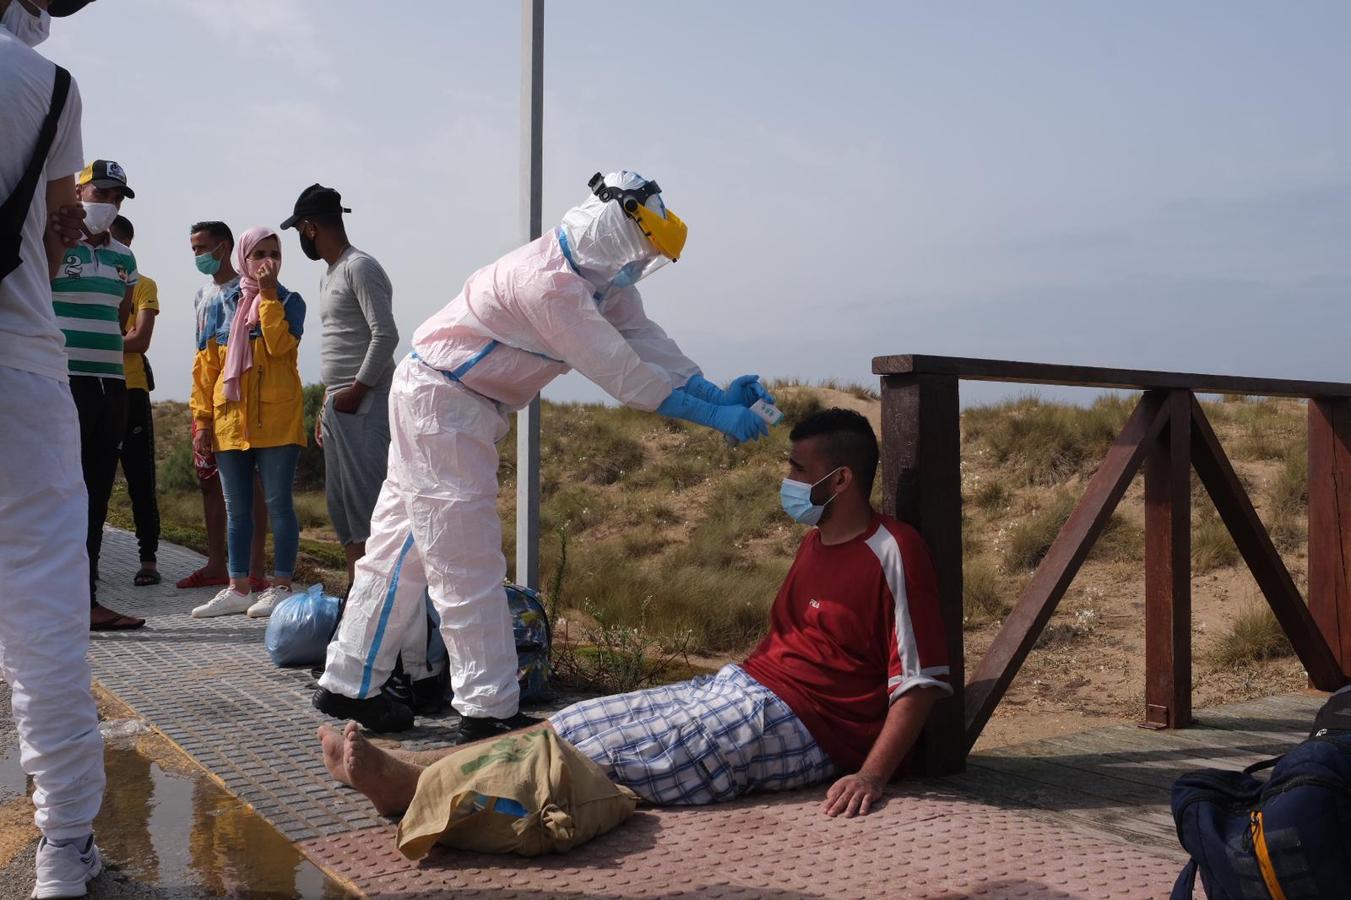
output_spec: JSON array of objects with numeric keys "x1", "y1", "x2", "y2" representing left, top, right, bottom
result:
[
  {"x1": 49, "y1": 0, "x2": 97, "y2": 16},
  {"x1": 280, "y1": 184, "x2": 351, "y2": 229},
  {"x1": 77, "y1": 159, "x2": 134, "y2": 198}
]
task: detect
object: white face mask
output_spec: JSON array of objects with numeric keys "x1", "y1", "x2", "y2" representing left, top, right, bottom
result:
[
  {"x1": 2, "y1": 1, "x2": 51, "y2": 48},
  {"x1": 81, "y1": 201, "x2": 118, "y2": 236}
]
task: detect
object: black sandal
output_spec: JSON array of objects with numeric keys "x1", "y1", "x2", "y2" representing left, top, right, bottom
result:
[{"x1": 133, "y1": 568, "x2": 161, "y2": 587}]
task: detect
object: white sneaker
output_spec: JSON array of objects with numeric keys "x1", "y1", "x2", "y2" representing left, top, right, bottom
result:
[
  {"x1": 191, "y1": 586, "x2": 252, "y2": 618},
  {"x1": 33, "y1": 835, "x2": 102, "y2": 899},
  {"x1": 246, "y1": 585, "x2": 293, "y2": 618}
]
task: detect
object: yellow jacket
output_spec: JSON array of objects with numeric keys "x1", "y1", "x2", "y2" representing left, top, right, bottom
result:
[{"x1": 190, "y1": 284, "x2": 307, "y2": 451}]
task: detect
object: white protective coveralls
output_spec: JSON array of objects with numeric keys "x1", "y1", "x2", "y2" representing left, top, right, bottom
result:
[
  {"x1": 0, "y1": 368, "x2": 106, "y2": 839},
  {"x1": 320, "y1": 172, "x2": 700, "y2": 717}
]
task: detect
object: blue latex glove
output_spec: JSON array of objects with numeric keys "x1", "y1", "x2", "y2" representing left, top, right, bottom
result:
[
  {"x1": 683, "y1": 373, "x2": 775, "y2": 407},
  {"x1": 656, "y1": 389, "x2": 770, "y2": 444},
  {"x1": 726, "y1": 374, "x2": 774, "y2": 407}
]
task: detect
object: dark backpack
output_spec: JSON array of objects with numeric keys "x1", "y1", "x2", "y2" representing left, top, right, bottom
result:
[
  {"x1": 0, "y1": 65, "x2": 71, "y2": 284},
  {"x1": 384, "y1": 582, "x2": 553, "y2": 708},
  {"x1": 1170, "y1": 687, "x2": 1351, "y2": 900}
]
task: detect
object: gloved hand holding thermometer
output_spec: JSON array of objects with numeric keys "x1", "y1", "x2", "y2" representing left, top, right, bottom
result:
[
  {"x1": 682, "y1": 374, "x2": 775, "y2": 408},
  {"x1": 656, "y1": 388, "x2": 771, "y2": 444}
]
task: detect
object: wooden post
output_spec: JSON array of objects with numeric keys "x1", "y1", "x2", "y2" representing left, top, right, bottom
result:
[
  {"x1": 1308, "y1": 399, "x2": 1351, "y2": 678},
  {"x1": 881, "y1": 373, "x2": 964, "y2": 775},
  {"x1": 1143, "y1": 390, "x2": 1192, "y2": 728}
]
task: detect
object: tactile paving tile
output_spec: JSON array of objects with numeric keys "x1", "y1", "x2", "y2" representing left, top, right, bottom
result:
[
  {"x1": 299, "y1": 784, "x2": 1185, "y2": 898},
  {"x1": 88, "y1": 529, "x2": 570, "y2": 843},
  {"x1": 91, "y1": 529, "x2": 1191, "y2": 898}
]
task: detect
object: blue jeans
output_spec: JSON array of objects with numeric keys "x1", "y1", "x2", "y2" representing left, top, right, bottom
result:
[{"x1": 216, "y1": 444, "x2": 301, "y2": 580}]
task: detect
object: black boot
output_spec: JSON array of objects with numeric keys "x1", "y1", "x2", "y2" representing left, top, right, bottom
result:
[
  {"x1": 311, "y1": 688, "x2": 414, "y2": 733},
  {"x1": 410, "y1": 672, "x2": 449, "y2": 716},
  {"x1": 453, "y1": 712, "x2": 544, "y2": 745}
]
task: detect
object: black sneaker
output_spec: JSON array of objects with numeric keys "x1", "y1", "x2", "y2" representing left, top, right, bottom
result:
[
  {"x1": 311, "y1": 688, "x2": 414, "y2": 733},
  {"x1": 453, "y1": 712, "x2": 543, "y2": 744}
]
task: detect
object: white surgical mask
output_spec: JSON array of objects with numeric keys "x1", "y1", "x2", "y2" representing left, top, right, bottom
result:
[
  {"x1": 81, "y1": 201, "x2": 118, "y2": 236},
  {"x1": 2, "y1": 1, "x2": 50, "y2": 47}
]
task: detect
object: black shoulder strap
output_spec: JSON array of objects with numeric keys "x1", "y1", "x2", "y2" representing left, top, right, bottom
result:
[
  {"x1": 1170, "y1": 860, "x2": 1198, "y2": 900},
  {"x1": 0, "y1": 64, "x2": 72, "y2": 281},
  {"x1": 1244, "y1": 755, "x2": 1282, "y2": 775}
]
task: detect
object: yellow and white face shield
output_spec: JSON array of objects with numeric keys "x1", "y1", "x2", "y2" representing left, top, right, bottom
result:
[{"x1": 558, "y1": 171, "x2": 686, "y2": 294}]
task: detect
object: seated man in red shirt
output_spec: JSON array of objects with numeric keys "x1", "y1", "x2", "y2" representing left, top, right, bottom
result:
[{"x1": 317, "y1": 408, "x2": 952, "y2": 818}]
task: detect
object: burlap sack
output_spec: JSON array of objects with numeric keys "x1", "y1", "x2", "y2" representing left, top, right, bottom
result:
[{"x1": 396, "y1": 727, "x2": 639, "y2": 859}]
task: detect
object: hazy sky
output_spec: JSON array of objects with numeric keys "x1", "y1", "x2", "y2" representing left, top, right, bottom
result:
[{"x1": 40, "y1": 1, "x2": 1351, "y2": 407}]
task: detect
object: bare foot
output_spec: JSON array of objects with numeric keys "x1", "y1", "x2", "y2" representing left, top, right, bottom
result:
[
  {"x1": 318, "y1": 724, "x2": 350, "y2": 787},
  {"x1": 342, "y1": 721, "x2": 424, "y2": 816}
]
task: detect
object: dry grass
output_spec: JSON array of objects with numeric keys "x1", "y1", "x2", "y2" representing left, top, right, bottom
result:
[
  {"x1": 1001, "y1": 491, "x2": 1139, "y2": 573},
  {"x1": 1269, "y1": 443, "x2": 1308, "y2": 518},
  {"x1": 965, "y1": 394, "x2": 1135, "y2": 486},
  {"x1": 972, "y1": 481, "x2": 1012, "y2": 512},
  {"x1": 1193, "y1": 506, "x2": 1239, "y2": 574},
  {"x1": 1003, "y1": 491, "x2": 1076, "y2": 572},
  {"x1": 963, "y1": 556, "x2": 1009, "y2": 625},
  {"x1": 1210, "y1": 603, "x2": 1294, "y2": 667}
]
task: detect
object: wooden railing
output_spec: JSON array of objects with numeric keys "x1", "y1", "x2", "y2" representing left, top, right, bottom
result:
[{"x1": 873, "y1": 355, "x2": 1351, "y2": 776}]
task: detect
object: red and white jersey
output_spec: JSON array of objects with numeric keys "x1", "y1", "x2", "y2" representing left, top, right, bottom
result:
[{"x1": 742, "y1": 514, "x2": 952, "y2": 772}]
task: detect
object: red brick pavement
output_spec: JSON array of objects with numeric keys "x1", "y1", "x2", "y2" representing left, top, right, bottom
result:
[{"x1": 300, "y1": 785, "x2": 1185, "y2": 898}]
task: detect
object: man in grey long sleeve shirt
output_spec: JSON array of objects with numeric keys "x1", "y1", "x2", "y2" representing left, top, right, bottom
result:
[{"x1": 282, "y1": 184, "x2": 398, "y2": 588}]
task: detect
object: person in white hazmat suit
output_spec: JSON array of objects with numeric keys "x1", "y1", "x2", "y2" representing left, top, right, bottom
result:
[{"x1": 314, "y1": 171, "x2": 776, "y2": 738}]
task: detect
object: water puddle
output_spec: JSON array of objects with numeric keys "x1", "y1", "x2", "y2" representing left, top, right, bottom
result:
[{"x1": 3, "y1": 720, "x2": 348, "y2": 898}]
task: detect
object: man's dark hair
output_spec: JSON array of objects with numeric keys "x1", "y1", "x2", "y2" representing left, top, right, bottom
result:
[
  {"x1": 789, "y1": 408, "x2": 880, "y2": 496},
  {"x1": 110, "y1": 215, "x2": 132, "y2": 243},
  {"x1": 189, "y1": 220, "x2": 234, "y2": 246}
]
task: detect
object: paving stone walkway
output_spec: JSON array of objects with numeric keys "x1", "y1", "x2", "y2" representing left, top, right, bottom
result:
[{"x1": 89, "y1": 528, "x2": 1314, "y2": 898}]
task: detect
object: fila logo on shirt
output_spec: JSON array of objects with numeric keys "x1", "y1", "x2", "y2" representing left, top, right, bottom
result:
[{"x1": 808, "y1": 599, "x2": 822, "y2": 609}]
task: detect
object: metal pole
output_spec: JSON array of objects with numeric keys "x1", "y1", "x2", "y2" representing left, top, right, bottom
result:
[{"x1": 516, "y1": 0, "x2": 544, "y2": 589}]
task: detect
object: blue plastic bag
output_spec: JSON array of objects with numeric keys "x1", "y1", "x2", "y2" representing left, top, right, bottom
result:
[{"x1": 265, "y1": 584, "x2": 341, "y2": 668}]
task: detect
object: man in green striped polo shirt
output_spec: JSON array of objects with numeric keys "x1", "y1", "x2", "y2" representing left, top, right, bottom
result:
[{"x1": 51, "y1": 158, "x2": 145, "y2": 630}]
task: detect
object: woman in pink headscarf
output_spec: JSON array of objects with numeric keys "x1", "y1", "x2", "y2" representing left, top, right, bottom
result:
[{"x1": 188, "y1": 226, "x2": 307, "y2": 620}]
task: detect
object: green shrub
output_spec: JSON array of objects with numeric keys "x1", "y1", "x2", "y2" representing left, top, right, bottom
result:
[
  {"x1": 160, "y1": 438, "x2": 198, "y2": 493},
  {"x1": 294, "y1": 383, "x2": 327, "y2": 491},
  {"x1": 1210, "y1": 603, "x2": 1293, "y2": 667}
]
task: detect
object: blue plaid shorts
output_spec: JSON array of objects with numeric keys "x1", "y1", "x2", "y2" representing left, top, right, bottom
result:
[{"x1": 549, "y1": 664, "x2": 837, "y2": 805}]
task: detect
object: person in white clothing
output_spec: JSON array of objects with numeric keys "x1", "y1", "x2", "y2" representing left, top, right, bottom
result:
[
  {"x1": 315, "y1": 171, "x2": 776, "y2": 740},
  {"x1": 0, "y1": 1, "x2": 108, "y2": 897}
]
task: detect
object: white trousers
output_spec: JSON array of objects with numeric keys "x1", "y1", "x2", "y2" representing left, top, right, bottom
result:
[
  {"x1": 0, "y1": 367, "x2": 105, "y2": 840},
  {"x1": 320, "y1": 358, "x2": 520, "y2": 719}
]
